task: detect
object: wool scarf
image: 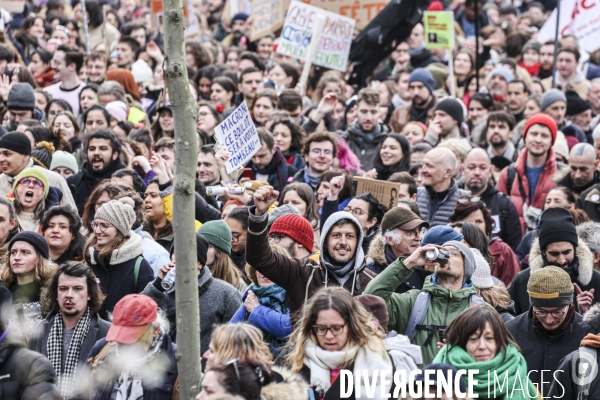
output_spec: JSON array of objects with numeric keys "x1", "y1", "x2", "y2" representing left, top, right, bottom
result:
[
  {"x1": 346, "y1": 122, "x2": 382, "y2": 149},
  {"x1": 47, "y1": 308, "x2": 92, "y2": 399},
  {"x1": 303, "y1": 167, "x2": 322, "y2": 189},
  {"x1": 433, "y1": 344, "x2": 539, "y2": 399},
  {"x1": 303, "y1": 338, "x2": 392, "y2": 400},
  {"x1": 249, "y1": 284, "x2": 289, "y2": 352}
]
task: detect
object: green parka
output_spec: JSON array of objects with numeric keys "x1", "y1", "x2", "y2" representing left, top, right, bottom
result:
[{"x1": 364, "y1": 257, "x2": 477, "y2": 365}]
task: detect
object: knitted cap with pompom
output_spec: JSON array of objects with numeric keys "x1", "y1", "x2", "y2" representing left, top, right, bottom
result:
[{"x1": 94, "y1": 197, "x2": 136, "y2": 236}]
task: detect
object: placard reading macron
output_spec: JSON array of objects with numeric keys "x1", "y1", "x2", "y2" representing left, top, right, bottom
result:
[{"x1": 213, "y1": 101, "x2": 261, "y2": 174}]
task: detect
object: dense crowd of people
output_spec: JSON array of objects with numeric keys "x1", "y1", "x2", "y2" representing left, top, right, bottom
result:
[{"x1": 1, "y1": 0, "x2": 600, "y2": 399}]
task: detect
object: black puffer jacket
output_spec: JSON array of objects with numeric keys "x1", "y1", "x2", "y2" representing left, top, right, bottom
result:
[{"x1": 0, "y1": 323, "x2": 61, "y2": 400}]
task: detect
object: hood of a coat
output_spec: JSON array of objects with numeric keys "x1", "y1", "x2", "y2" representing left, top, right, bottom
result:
[
  {"x1": 261, "y1": 366, "x2": 309, "y2": 400},
  {"x1": 367, "y1": 233, "x2": 387, "y2": 266},
  {"x1": 319, "y1": 211, "x2": 365, "y2": 272},
  {"x1": 583, "y1": 303, "x2": 600, "y2": 325},
  {"x1": 420, "y1": 274, "x2": 477, "y2": 300},
  {"x1": 529, "y1": 237, "x2": 595, "y2": 286}
]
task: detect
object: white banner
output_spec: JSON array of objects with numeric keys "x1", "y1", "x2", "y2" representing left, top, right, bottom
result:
[{"x1": 538, "y1": 0, "x2": 600, "y2": 53}]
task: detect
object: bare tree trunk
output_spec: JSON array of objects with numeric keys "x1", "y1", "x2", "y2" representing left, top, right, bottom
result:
[{"x1": 163, "y1": 3, "x2": 200, "y2": 399}]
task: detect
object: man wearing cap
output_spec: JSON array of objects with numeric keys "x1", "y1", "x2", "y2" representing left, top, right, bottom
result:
[
  {"x1": 0, "y1": 131, "x2": 76, "y2": 208},
  {"x1": 365, "y1": 238, "x2": 479, "y2": 365},
  {"x1": 566, "y1": 90, "x2": 594, "y2": 139},
  {"x1": 509, "y1": 207, "x2": 600, "y2": 313},
  {"x1": 269, "y1": 213, "x2": 316, "y2": 261},
  {"x1": 3, "y1": 82, "x2": 44, "y2": 132},
  {"x1": 246, "y1": 129, "x2": 297, "y2": 193},
  {"x1": 423, "y1": 98, "x2": 465, "y2": 146},
  {"x1": 223, "y1": 13, "x2": 250, "y2": 48},
  {"x1": 141, "y1": 232, "x2": 241, "y2": 355},
  {"x1": 497, "y1": 113, "x2": 560, "y2": 232},
  {"x1": 558, "y1": 143, "x2": 600, "y2": 195},
  {"x1": 391, "y1": 68, "x2": 437, "y2": 132},
  {"x1": 367, "y1": 208, "x2": 430, "y2": 294},
  {"x1": 542, "y1": 89, "x2": 588, "y2": 144},
  {"x1": 341, "y1": 88, "x2": 392, "y2": 171},
  {"x1": 542, "y1": 46, "x2": 591, "y2": 101},
  {"x1": 487, "y1": 67, "x2": 513, "y2": 103},
  {"x1": 75, "y1": 294, "x2": 178, "y2": 399},
  {"x1": 507, "y1": 266, "x2": 594, "y2": 397}
]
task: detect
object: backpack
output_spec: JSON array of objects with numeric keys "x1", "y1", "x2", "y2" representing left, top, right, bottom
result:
[
  {"x1": 505, "y1": 162, "x2": 568, "y2": 198},
  {"x1": 575, "y1": 346, "x2": 598, "y2": 400},
  {"x1": 404, "y1": 291, "x2": 484, "y2": 346}
]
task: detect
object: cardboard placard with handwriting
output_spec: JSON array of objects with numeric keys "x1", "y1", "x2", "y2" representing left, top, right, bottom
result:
[
  {"x1": 351, "y1": 177, "x2": 401, "y2": 210},
  {"x1": 0, "y1": 0, "x2": 25, "y2": 13},
  {"x1": 249, "y1": 0, "x2": 286, "y2": 42}
]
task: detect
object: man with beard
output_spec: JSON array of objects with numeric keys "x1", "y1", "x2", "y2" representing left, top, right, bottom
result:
[
  {"x1": 558, "y1": 143, "x2": 600, "y2": 195},
  {"x1": 536, "y1": 41, "x2": 555, "y2": 80},
  {"x1": 485, "y1": 111, "x2": 517, "y2": 163},
  {"x1": 390, "y1": 68, "x2": 436, "y2": 132},
  {"x1": 246, "y1": 129, "x2": 297, "y2": 192},
  {"x1": 67, "y1": 129, "x2": 126, "y2": 215},
  {"x1": 365, "y1": 238, "x2": 478, "y2": 365},
  {"x1": 423, "y1": 98, "x2": 465, "y2": 146},
  {"x1": 342, "y1": 88, "x2": 391, "y2": 170},
  {"x1": 415, "y1": 148, "x2": 469, "y2": 227},
  {"x1": 268, "y1": 214, "x2": 314, "y2": 260},
  {"x1": 486, "y1": 67, "x2": 513, "y2": 103},
  {"x1": 506, "y1": 79, "x2": 529, "y2": 124},
  {"x1": 566, "y1": 90, "x2": 594, "y2": 142},
  {"x1": 507, "y1": 266, "x2": 594, "y2": 397},
  {"x1": 497, "y1": 114, "x2": 560, "y2": 232},
  {"x1": 28, "y1": 262, "x2": 110, "y2": 399},
  {"x1": 463, "y1": 148, "x2": 522, "y2": 250},
  {"x1": 246, "y1": 186, "x2": 377, "y2": 320},
  {"x1": 509, "y1": 207, "x2": 600, "y2": 315}
]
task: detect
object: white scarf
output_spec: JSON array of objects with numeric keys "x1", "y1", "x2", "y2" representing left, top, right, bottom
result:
[{"x1": 303, "y1": 339, "x2": 393, "y2": 400}]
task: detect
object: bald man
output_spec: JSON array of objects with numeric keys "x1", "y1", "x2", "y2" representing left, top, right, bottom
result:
[
  {"x1": 463, "y1": 148, "x2": 522, "y2": 250},
  {"x1": 415, "y1": 148, "x2": 470, "y2": 226},
  {"x1": 558, "y1": 143, "x2": 600, "y2": 194}
]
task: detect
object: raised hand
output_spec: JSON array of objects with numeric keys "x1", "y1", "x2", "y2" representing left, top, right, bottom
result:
[
  {"x1": 574, "y1": 283, "x2": 595, "y2": 315},
  {"x1": 253, "y1": 186, "x2": 279, "y2": 215},
  {"x1": 328, "y1": 174, "x2": 345, "y2": 201}
]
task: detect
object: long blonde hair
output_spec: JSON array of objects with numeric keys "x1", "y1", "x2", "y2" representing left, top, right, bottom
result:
[
  {"x1": 0, "y1": 248, "x2": 57, "y2": 287},
  {"x1": 476, "y1": 284, "x2": 513, "y2": 310},
  {"x1": 209, "y1": 323, "x2": 274, "y2": 367},
  {"x1": 245, "y1": 244, "x2": 290, "y2": 284},
  {"x1": 210, "y1": 246, "x2": 245, "y2": 288},
  {"x1": 285, "y1": 287, "x2": 386, "y2": 373}
]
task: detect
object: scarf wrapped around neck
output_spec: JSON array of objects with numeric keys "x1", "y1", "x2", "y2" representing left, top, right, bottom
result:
[
  {"x1": 249, "y1": 284, "x2": 289, "y2": 351},
  {"x1": 433, "y1": 343, "x2": 539, "y2": 399},
  {"x1": 347, "y1": 121, "x2": 382, "y2": 149},
  {"x1": 303, "y1": 166, "x2": 322, "y2": 188}
]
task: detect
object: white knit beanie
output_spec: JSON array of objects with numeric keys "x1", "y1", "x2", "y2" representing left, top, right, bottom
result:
[
  {"x1": 470, "y1": 248, "x2": 494, "y2": 289},
  {"x1": 94, "y1": 197, "x2": 136, "y2": 236},
  {"x1": 50, "y1": 150, "x2": 79, "y2": 174}
]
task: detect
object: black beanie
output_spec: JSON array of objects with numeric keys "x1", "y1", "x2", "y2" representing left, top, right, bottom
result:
[
  {"x1": 0, "y1": 131, "x2": 32, "y2": 156},
  {"x1": 565, "y1": 90, "x2": 591, "y2": 116},
  {"x1": 538, "y1": 207, "x2": 579, "y2": 251},
  {"x1": 435, "y1": 98, "x2": 464, "y2": 123},
  {"x1": 7, "y1": 82, "x2": 35, "y2": 111},
  {"x1": 0, "y1": 286, "x2": 12, "y2": 332},
  {"x1": 9, "y1": 231, "x2": 50, "y2": 260},
  {"x1": 170, "y1": 233, "x2": 209, "y2": 266}
]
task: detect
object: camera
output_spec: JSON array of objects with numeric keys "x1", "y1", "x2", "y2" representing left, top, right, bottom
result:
[{"x1": 425, "y1": 248, "x2": 450, "y2": 263}]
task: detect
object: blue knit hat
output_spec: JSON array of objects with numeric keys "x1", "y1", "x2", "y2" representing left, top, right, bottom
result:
[
  {"x1": 490, "y1": 67, "x2": 514, "y2": 83},
  {"x1": 408, "y1": 68, "x2": 435, "y2": 94},
  {"x1": 422, "y1": 225, "x2": 464, "y2": 246}
]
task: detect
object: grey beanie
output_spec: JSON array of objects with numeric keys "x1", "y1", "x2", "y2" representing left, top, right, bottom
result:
[
  {"x1": 94, "y1": 197, "x2": 136, "y2": 236},
  {"x1": 7, "y1": 82, "x2": 35, "y2": 110},
  {"x1": 470, "y1": 248, "x2": 495, "y2": 289},
  {"x1": 522, "y1": 40, "x2": 541, "y2": 55},
  {"x1": 50, "y1": 150, "x2": 79, "y2": 174},
  {"x1": 490, "y1": 67, "x2": 514, "y2": 83},
  {"x1": 267, "y1": 204, "x2": 302, "y2": 227},
  {"x1": 443, "y1": 240, "x2": 476, "y2": 283},
  {"x1": 541, "y1": 88, "x2": 567, "y2": 111}
]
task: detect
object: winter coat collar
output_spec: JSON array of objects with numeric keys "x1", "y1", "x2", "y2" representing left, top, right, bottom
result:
[
  {"x1": 88, "y1": 232, "x2": 144, "y2": 265},
  {"x1": 513, "y1": 148, "x2": 558, "y2": 176},
  {"x1": 260, "y1": 366, "x2": 309, "y2": 400},
  {"x1": 367, "y1": 233, "x2": 387, "y2": 266},
  {"x1": 529, "y1": 237, "x2": 595, "y2": 286},
  {"x1": 421, "y1": 274, "x2": 476, "y2": 300}
]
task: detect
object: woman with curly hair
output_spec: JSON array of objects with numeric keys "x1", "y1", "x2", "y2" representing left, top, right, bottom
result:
[
  {"x1": 270, "y1": 117, "x2": 306, "y2": 169},
  {"x1": 42, "y1": 205, "x2": 86, "y2": 264},
  {"x1": 186, "y1": 41, "x2": 213, "y2": 75}
]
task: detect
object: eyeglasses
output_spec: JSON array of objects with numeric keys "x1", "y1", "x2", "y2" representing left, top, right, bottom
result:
[
  {"x1": 18, "y1": 178, "x2": 44, "y2": 188},
  {"x1": 343, "y1": 206, "x2": 367, "y2": 217},
  {"x1": 401, "y1": 227, "x2": 427, "y2": 240},
  {"x1": 313, "y1": 324, "x2": 346, "y2": 336},
  {"x1": 268, "y1": 233, "x2": 287, "y2": 243},
  {"x1": 457, "y1": 196, "x2": 481, "y2": 204},
  {"x1": 231, "y1": 233, "x2": 246, "y2": 243},
  {"x1": 533, "y1": 308, "x2": 567, "y2": 318},
  {"x1": 310, "y1": 148, "x2": 333, "y2": 156},
  {"x1": 91, "y1": 220, "x2": 114, "y2": 233}
]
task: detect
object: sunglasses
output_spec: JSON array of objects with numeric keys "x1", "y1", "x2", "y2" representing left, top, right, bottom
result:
[
  {"x1": 19, "y1": 178, "x2": 44, "y2": 188},
  {"x1": 457, "y1": 196, "x2": 481, "y2": 204}
]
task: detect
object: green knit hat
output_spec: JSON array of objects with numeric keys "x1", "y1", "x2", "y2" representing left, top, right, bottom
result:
[
  {"x1": 13, "y1": 167, "x2": 49, "y2": 198},
  {"x1": 527, "y1": 266, "x2": 574, "y2": 308},
  {"x1": 197, "y1": 220, "x2": 232, "y2": 255}
]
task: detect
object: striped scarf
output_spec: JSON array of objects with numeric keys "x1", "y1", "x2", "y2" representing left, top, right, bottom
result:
[{"x1": 47, "y1": 308, "x2": 92, "y2": 399}]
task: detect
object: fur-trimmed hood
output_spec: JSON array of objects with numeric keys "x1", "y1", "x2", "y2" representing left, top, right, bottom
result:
[
  {"x1": 367, "y1": 233, "x2": 387, "y2": 266},
  {"x1": 529, "y1": 237, "x2": 595, "y2": 285},
  {"x1": 88, "y1": 231, "x2": 144, "y2": 265},
  {"x1": 261, "y1": 366, "x2": 309, "y2": 400}
]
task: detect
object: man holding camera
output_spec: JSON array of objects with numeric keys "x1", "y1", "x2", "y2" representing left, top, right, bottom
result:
[{"x1": 364, "y1": 240, "x2": 478, "y2": 365}]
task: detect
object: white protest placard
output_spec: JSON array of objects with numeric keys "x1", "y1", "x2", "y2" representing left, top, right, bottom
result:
[
  {"x1": 538, "y1": 0, "x2": 600, "y2": 53},
  {"x1": 277, "y1": 0, "x2": 355, "y2": 72},
  {"x1": 213, "y1": 101, "x2": 260, "y2": 173}
]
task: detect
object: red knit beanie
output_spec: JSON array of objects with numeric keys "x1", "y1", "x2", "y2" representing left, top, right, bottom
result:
[
  {"x1": 522, "y1": 113, "x2": 558, "y2": 146},
  {"x1": 269, "y1": 214, "x2": 314, "y2": 252}
]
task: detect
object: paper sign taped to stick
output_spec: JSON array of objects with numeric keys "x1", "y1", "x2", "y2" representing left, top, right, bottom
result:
[
  {"x1": 351, "y1": 177, "x2": 402, "y2": 210},
  {"x1": 0, "y1": 0, "x2": 25, "y2": 13},
  {"x1": 213, "y1": 101, "x2": 260, "y2": 173},
  {"x1": 424, "y1": 11, "x2": 454, "y2": 49},
  {"x1": 277, "y1": 0, "x2": 355, "y2": 71},
  {"x1": 249, "y1": 0, "x2": 286, "y2": 42},
  {"x1": 303, "y1": 0, "x2": 389, "y2": 30}
]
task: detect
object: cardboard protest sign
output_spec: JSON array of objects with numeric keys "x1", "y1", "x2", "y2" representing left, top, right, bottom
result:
[
  {"x1": 0, "y1": 0, "x2": 25, "y2": 13},
  {"x1": 213, "y1": 101, "x2": 261, "y2": 173},
  {"x1": 303, "y1": 0, "x2": 389, "y2": 29},
  {"x1": 277, "y1": 0, "x2": 355, "y2": 71},
  {"x1": 538, "y1": 0, "x2": 600, "y2": 53},
  {"x1": 249, "y1": 0, "x2": 286, "y2": 42},
  {"x1": 424, "y1": 11, "x2": 454, "y2": 49},
  {"x1": 351, "y1": 177, "x2": 402, "y2": 210}
]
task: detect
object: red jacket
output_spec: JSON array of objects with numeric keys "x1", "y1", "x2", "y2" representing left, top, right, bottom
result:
[
  {"x1": 496, "y1": 148, "x2": 559, "y2": 233},
  {"x1": 489, "y1": 238, "x2": 520, "y2": 286}
]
